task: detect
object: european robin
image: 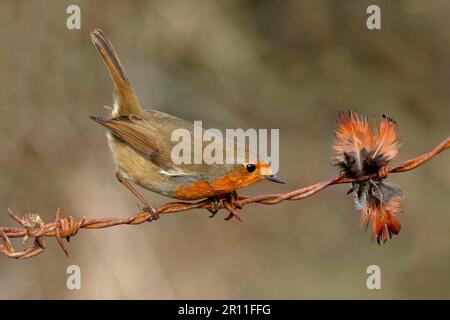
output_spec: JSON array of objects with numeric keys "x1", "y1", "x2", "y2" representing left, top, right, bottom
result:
[{"x1": 89, "y1": 29, "x2": 283, "y2": 219}]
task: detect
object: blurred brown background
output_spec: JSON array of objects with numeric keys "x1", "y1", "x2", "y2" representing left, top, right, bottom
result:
[{"x1": 0, "y1": 0, "x2": 449, "y2": 299}]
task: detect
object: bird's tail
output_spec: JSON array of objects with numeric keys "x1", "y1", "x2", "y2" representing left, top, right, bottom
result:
[{"x1": 90, "y1": 28, "x2": 145, "y2": 117}]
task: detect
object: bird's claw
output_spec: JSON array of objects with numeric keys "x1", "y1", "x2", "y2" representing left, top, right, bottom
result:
[{"x1": 208, "y1": 197, "x2": 221, "y2": 218}]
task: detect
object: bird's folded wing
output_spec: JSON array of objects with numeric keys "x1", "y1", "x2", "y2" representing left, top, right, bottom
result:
[{"x1": 91, "y1": 115, "x2": 194, "y2": 176}]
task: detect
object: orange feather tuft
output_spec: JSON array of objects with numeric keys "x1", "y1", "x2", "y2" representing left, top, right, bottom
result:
[
  {"x1": 372, "y1": 115, "x2": 401, "y2": 162},
  {"x1": 333, "y1": 111, "x2": 373, "y2": 170},
  {"x1": 360, "y1": 200, "x2": 402, "y2": 244},
  {"x1": 333, "y1": 111, "x2": 401, "y2": 177}
]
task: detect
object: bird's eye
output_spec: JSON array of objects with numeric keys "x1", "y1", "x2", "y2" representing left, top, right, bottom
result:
[{"x1": 246, "y1": 164, "x2": 256, "y2": 173}]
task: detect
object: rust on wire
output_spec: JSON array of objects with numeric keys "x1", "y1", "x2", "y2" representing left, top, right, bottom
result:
[{"x1": 0, "y1": 136, "x2": 449, "y2": 260}]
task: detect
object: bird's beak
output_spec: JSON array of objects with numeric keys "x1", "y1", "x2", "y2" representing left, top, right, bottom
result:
[{"x1": 265, "y1": 174, "x2": 285, "y2": 184}]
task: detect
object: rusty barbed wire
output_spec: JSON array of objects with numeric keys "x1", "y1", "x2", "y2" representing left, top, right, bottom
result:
[{"x1": 0, "y1": 136, "x2": 448, "y2": 259}]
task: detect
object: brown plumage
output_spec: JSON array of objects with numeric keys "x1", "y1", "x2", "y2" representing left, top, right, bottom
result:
[{"x1": 333, "y1": 111, "x2": 402, "y2": 244}]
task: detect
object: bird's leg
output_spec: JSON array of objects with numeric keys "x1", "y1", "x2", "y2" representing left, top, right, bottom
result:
[{"x1": 115, "y1": 172, "x2": 159, "y2": 221}]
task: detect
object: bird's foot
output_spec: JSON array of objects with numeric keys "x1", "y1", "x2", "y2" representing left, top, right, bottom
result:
[{"x1": 207, "y1": 191, "x2": 243, "y2": 221}]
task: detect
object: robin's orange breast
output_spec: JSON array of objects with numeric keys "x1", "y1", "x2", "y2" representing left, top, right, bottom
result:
[{"x1": 173, "y1": 169, "x2": 263, "y2": 200}]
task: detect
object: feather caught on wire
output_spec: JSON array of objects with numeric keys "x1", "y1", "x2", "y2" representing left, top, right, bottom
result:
[{"x1": 333, "y1": 111, "x2": 403, "y2": 244}]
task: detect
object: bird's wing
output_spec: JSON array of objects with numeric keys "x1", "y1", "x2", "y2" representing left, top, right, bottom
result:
[{"x1": 91, "y1": 115, "x2": 193, "y2": 175}]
